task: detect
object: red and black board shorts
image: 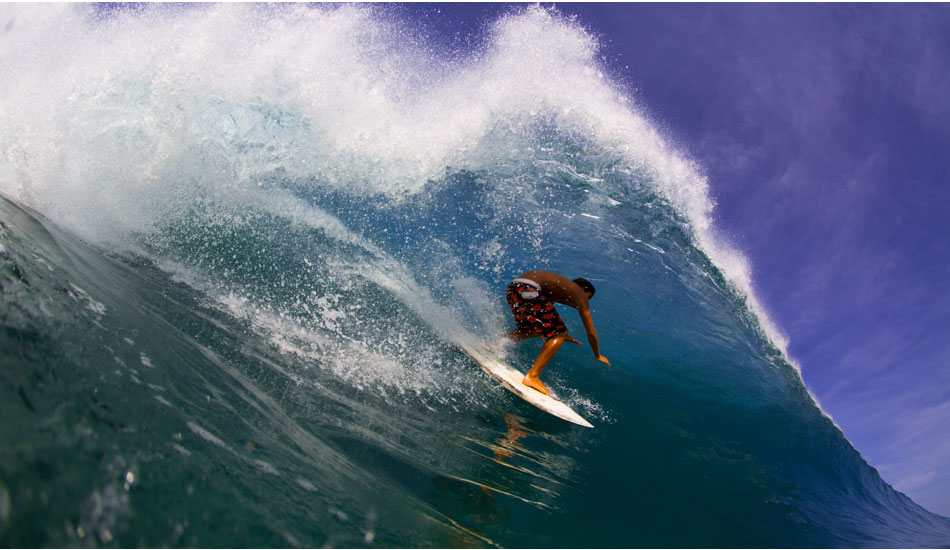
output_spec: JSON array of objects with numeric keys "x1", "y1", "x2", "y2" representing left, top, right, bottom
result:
[{"x1": 506, "y1": 281, "x2": 567, "y2": 340}]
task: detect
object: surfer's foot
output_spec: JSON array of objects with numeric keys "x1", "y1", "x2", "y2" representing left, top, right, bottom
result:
[{"x1": 522, "y1": 375, "x2": 550, "y2": 395}]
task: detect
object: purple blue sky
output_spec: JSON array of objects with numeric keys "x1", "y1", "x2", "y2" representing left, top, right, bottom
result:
[
  {"x1": 394, "y1": 3, "x2": 950, "y2": 516},
  {"x1": 568, "y1": 3, "x2": 950, "y2": 517}
]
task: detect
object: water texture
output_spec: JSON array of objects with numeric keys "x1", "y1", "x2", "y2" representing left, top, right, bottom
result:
[{"x1": 1, "y1": 4, "x2": 948, "y2": 547}]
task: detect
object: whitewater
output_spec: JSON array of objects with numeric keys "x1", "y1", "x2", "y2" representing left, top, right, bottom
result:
[{"x1": 1, "y1": 4, "x2": 948, "y2": 547}]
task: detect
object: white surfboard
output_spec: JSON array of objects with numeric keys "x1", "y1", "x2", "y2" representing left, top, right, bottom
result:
[{"x1": 457, "y1": 341, "x2": 594, "y2": 428}]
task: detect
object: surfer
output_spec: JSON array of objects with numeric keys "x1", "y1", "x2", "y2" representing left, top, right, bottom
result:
[{"x1": 506, "y1": 270, "x2": 610, "y2": 395}]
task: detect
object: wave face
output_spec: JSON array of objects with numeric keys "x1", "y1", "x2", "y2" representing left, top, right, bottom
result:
[{"x1": 1, "y1": 4, "x2": 948, "y2": 547}]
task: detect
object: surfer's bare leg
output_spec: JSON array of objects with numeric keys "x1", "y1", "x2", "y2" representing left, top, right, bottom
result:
[
  {"x1": 522, "y1": 333, "x2": 566, "y2": 395},
  {"x1": 508, "y1": 329, "x2": 579, "y2": 344},
  {"x1": 507, "y1": 328, "x2": 541, "y2": 341}
]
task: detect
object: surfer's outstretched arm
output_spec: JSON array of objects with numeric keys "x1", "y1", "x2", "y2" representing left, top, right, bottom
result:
[{"x1": 579, "y1": 307, "x2": 610, "y2": 366}]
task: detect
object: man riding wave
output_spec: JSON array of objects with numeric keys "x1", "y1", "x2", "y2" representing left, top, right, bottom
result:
[{"x1": 505, "y1": 270, "x2": 610, "y2": 395}]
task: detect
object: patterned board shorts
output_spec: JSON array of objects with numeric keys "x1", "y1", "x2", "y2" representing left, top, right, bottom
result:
[{"x1": 506, "y1": 281, "x2": 567, "y2": 340}]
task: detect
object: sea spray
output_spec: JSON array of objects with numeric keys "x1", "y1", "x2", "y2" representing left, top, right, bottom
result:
[{"x1": 3, "y1": 4, "x2": 949, "y2": 547}]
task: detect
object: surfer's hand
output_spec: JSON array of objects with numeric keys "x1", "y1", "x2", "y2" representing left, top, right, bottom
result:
[
  {"x1": 596, "y1": 354, "x2": 610, "y2": 367},
  {"x1": 565, "y1": 335, "x2": 584, "y2": 346}
]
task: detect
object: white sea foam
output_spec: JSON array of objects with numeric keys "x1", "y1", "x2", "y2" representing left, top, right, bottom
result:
[{"x1": 0, "y1": 3, "x2": 801, "y2": 396}]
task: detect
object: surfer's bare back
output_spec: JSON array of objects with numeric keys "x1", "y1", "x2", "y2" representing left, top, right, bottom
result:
[{"x1": 506, "y1": 270, "x2": 610, "y2": 395}]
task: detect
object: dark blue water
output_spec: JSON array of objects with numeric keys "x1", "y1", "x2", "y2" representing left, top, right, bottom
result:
[{"x1": 2, "y1": 4, "x2": 949, "y2": 548}]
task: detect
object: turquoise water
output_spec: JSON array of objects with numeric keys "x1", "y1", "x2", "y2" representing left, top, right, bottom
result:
[{"x1": 2, "y1": 4, "x2": 949, "y2": 548}]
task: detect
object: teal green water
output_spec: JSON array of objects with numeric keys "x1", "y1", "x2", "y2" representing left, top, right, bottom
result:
[{"x1": 2, "y1": 4, "x2": 949, "y2": 548}]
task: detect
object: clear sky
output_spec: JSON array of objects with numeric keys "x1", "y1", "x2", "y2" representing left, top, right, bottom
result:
[{"x1": 392, "y1": 3, "x2": 950, "y2": 517}]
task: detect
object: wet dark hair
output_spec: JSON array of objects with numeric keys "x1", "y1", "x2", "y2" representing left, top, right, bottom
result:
[{"x1": 573, "y1": 277, "x2": 596, "y2": 298}]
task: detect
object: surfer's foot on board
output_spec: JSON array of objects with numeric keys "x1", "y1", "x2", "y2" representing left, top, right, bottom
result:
[{"x1": 522, "y1": 375, "x2": 550, "y2": 395}]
